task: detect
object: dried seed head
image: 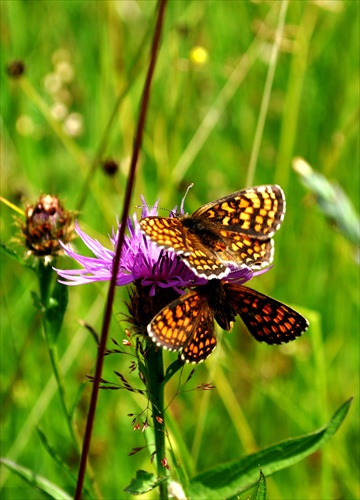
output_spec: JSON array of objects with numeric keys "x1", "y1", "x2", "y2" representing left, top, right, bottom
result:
[
  {"x1": 102, "y1": 158, "x2": 119, "y2": 176},
  {"x1": 6, "y1": 60, "x2": 26, "y2": 78},
  {"x1": 22, "y1": 194, "x2": 74, "y2": 256}
]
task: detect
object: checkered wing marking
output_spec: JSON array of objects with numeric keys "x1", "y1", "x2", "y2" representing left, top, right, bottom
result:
[
  {"x1": 148, "y1": 290, "x2": 217, "y2": 364},
  {"x1": 140, "y1": 185, "x2": 285, "y2": 275},
  {"x1": 216, "y1": 232, "x2": 274, "y2": 269},
  {"x1": 226, "y1": 284, "x2": 309, "y2": 344},
  {"x1": 193, "y1": 185, "x2": 285, "y2": 240},
  {"x1": 139, "y1": 217, "x2": 190, "y2": 254},
  {"x1": 140, "y1": 216, "x2": 229, "y2": 279}
]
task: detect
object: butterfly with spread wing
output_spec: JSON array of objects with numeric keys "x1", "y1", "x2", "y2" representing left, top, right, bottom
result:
[
  {"x1": 148, "y1": 279, "x2": 309, "y2": 363},
  {"x1": 139, "y1": 185, "x2": 286, "y2": 279}
]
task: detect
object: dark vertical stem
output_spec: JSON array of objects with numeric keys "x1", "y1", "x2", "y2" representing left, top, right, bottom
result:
[
  {"x1": 146, "y1": 345, "x2": 168, "y2": 499},
  {"x1": 74, "y1": 1, "x2": 168, "y2": 499}
]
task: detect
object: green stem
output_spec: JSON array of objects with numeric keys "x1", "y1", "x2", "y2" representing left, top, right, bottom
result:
[
  {"x1": 38, "y1": 259, "x2": 53, "y2": 306},
  {"x1": 37, "y1": 260, "x2": 78, "y2": 449},
  {"x1": 146, "y1": 345, "x2": 168, "y2": 500},
  {"x1": 47, "y1": 343, "x2": 79, "y2": 447},
  {"x1": 37, "y1": 261, "x2": 103, "y2": 498}
]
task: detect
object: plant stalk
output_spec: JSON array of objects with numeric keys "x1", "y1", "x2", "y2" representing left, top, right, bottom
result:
[{"x1": 146, "y1": 345, "x2": 168, "y2": 500}]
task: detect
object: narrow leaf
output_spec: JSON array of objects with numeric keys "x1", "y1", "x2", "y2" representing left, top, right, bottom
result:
[
  {"x1": 0, "y1": 243, "x2": 30, "y2": 268},
  {"x1": 37, "y1": 427, "x2": 76, "y2": 481},
  {"x1": 255, "y1": 469, "x2": 267, "y2": 500},
  {"x1": 188, "y1": 398, "x2": 352, "y2": 499},
  {"x1": 36, "y1": 428, "x2": 93, "y2": 499},
  {"x1": 0, "y1": 457, "x2": 72, "y2": 500},
  {"x1": 163, "y1": 358, "x2": 185, "y2": 384},
  {"x1": 124, "y1": 469, "x2": 167, "y2": 495},
  {"x1": 31, "y1": 290, "x2": 43, "y2": 312}
]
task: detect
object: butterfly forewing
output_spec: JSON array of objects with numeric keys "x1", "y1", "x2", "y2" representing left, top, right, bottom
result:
[
  {"x1": 193, "y1": 185, "x2": 285, "y2": 239},
  {"x1": 226, "y1": 284, "x2": 309, "y2": 344},
  {"x1": 148, "y1": 290, "x2": 217, "y2": 363},
  {"x1": 139, "y1": 217, "x2": 189, "y2": 254}
]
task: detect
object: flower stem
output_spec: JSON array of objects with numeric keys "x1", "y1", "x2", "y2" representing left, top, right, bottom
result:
[
  {"x1": 146, "y1": 345, "x2": 168, "y2": 500},
  {"x1": 37, "y1": 260, "x2": 78, "y2": 448}
]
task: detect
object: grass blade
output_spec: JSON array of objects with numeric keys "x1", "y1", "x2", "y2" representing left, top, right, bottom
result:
[{"x1": 0, "y1": 458, "x2": 72, "y2": 500}]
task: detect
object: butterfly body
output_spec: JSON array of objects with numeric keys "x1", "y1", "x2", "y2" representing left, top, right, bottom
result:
[
  {"x1": 180, "y1": 216, "x2": 229, "y2": 253},
  {"x1": 140, "y1": 185, "x2": 285, "y2": 278},
  {"x1": 148, "y1": 280, "x2": 309, "y2": 363},
  {"x1": 197, "y1": 279, "x2": 235, "y2": 331}
]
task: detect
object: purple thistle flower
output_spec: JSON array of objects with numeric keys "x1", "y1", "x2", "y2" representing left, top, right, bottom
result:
[
  {"x1": 54, "y1": 197, "x2": 208, "y2": 296},
  {"x1": 222, "y1": 265, "x2": 269, "y2": 285}
]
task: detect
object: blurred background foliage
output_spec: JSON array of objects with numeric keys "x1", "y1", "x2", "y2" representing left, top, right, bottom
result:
[{"x1": 1, "y1": 1, "x2": 359, "y2": 499}]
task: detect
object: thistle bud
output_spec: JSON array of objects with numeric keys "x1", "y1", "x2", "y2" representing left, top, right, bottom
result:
[{"x1": 22, "y1": 194, "x2": 74, "y2": 256}]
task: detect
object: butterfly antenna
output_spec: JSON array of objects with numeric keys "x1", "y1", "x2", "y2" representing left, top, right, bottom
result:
[
  {"x1": 180, "y1": 183, "x2": 194, "y2": 214},
  {"x1": 135, "y1": 204, "x2": 169, "y2": 213}
]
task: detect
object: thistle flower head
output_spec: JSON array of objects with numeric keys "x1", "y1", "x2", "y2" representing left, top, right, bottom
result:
[
  {"x1": 22, "y1": 194, "x2": 74, "y2": 257},
  {"x1": 54, "y1": 197, "x2": 206, "y2": 295}
]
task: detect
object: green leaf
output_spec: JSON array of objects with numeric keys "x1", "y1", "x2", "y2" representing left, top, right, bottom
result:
[
  {"x1": 36, "y1": 428, "x2": 93, "y2": 499},
  {"x1": 164, "y1": 358, "x2": 185, "y2": 384},
  {"x1": 255, "y1": 469, "x2": 267, "y2": 500},
  {"x1": 188, "y1": 398, "x2": 352, "y2": 499},
  {"x1": 0, "y1": 457, "x2": 72, "y2": 500},
  {"x1": 124, "y1": 469, "x2": 167, "y2": 495},
  {"x1": 31, "y1": 290, "x2": 44, "y2": 312},
  {"x1": 0, "y1": 242, "x2": 32, "y2": 268}
]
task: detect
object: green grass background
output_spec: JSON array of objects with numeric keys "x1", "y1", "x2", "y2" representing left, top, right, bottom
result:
[{"x1": 1, "y1": 1, "x2": 359, "y2": 499}]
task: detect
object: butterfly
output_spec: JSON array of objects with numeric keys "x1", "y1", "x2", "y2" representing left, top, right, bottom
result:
[
  {"x1": 148, "y1": 279, "x2": 309, "y2": 363},
  {"x1": 139, "y1": 185, "x2": 285, "y2": 279}
]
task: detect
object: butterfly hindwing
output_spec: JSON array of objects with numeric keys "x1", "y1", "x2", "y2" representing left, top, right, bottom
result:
[
  {"x1": 226, "y1": 284, "x2": 309, "y2": 344},
  {"x1": 215, "y1": 233, "x2": 274, "y2": 270}
]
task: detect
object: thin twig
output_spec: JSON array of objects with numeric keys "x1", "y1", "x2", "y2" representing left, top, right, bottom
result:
[{"x1": 74, "y1": 1, "x2": 168, "y2": 499}]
